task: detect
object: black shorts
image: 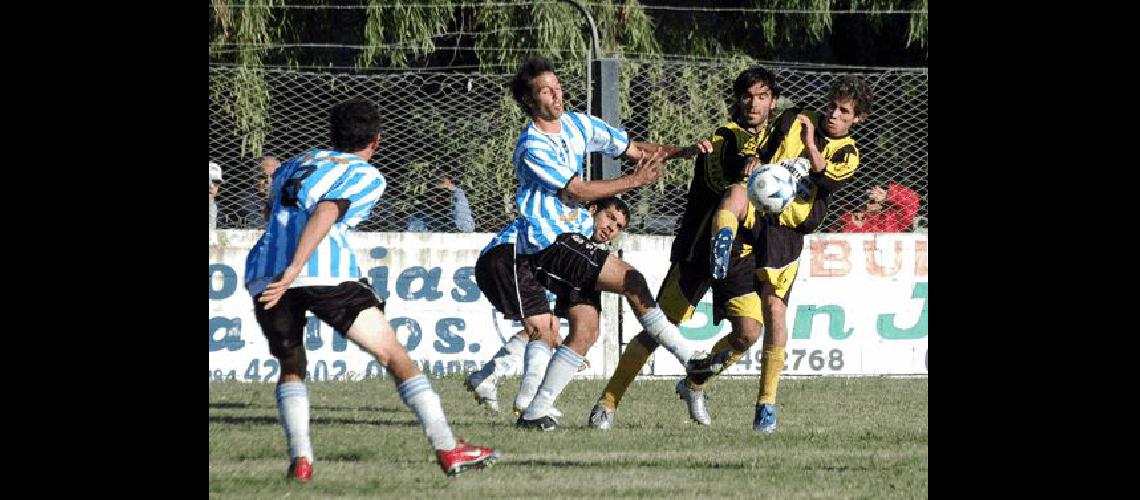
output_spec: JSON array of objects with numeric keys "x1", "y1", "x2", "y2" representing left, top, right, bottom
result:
[
  {"x1": 757, "y1": 221, "x2": 805, "y2": 270},
  {"x1": 553, "y1": 288, "x2": 602, "y2": 317},
  {"x1": 658, "y1": 254, "x2": 761, "y2": 327},
  {"x1": 530, "y1": 232, "x2": 610, "y2": 313},
  {"x1": 474, "y1": 244, "x2": 550, "y2": 320},
  {"x1": 252, "y1": 279, "x2": 384, "y2": 360}
]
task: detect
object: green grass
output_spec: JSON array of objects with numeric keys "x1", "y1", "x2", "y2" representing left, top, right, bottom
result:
[{"x1": 210, "y1": 376, "x2": 927, "y2": 499}]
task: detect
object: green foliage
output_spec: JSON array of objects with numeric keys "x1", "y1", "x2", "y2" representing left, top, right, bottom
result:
[
  {"x1": 450, "y1": 92, "x2": 529, "y2": 228},
  {"x1": 359, "y1": 0, "x2": 454, "y2": 67},
  {"x1": 759, "y1": 0, "x2": 834, "y2": 48},
  {"x1": 400, "y1": 89, "x2": 526, "y2": 228},
  {"x1": 209, "y1": 0, "x2": 282, "y2": 157},
  {"x1": 907, "y1": 0, "x2": 928, "y2": 49},
  {"x1": 208, "y1": 1, "x2": 928, "y2": 212}
]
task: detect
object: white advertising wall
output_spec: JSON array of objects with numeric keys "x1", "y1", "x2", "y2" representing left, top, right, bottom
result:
[
  {"x1": 210, "y1": 230, "x2": 927, "y2": 382},
  {"x1": 620, "y1": 233, "x2": 928, "y2": 377}
]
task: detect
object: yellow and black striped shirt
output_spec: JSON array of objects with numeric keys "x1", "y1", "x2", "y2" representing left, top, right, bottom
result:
[
  {"x1": 670, "y1": 121, "x2": 770, "y2": 263},
  {"x1": 763, "y1": 109, "x2": 860, "y2": 233}
]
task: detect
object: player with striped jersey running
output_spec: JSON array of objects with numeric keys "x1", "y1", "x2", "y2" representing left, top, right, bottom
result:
[{"x1": 244, "y1": 98, "x2": 499, "y2": 480}]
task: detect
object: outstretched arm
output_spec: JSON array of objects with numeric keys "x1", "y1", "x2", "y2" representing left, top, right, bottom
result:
[
  {"x1": 623, "y1": 140, "x2": 713, "y2": 161},
  {"x1": 561, "y1": 152, "x2": 664, "y2": 203}
]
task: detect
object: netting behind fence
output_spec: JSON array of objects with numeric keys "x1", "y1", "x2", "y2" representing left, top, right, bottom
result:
[{"x1": 208, "y1": 59, "x2": 926, "y2": 235}]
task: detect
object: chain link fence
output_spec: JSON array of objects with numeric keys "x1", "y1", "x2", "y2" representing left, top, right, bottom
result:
[{"x1": 209, "y1": 59, "x2": 926, "y2": 235}]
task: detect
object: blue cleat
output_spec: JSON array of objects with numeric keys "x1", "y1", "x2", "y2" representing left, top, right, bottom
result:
[
  {"x1": 710, "y1": 228, "x2": 734, "y2": 280},
  {"x1": 753, "y1": 403, "x2": 777, "y2": 433}
]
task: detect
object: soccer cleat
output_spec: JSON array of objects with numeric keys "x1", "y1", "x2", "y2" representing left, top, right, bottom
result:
[
  {"x1": 286, "y1": 457, "x2": 313, "y2": 482},
  {"x1": 753, "y1": 403, "x2": 778, "y2": 433},
  {"x1": 436, "y1": 439, "x2": 500, "y2": 477},
  {"x1": 711, "y1": 228, "x2": 734, "y2": 280},
  {"x1": 513, "y1": 406, "x2": 561, "y2": 421},
  {"x1": 686, "y1": 349, "x2": 732, "y2": 376},
  {"x1": 516, "y1": 414, "x2": 558, "y2": 431},
  {"x1": 464, "y1": 374, "x2": 500, "y2": 413},
  {"x1": 675, "y1": 379, "x2": 711, "y2": 426},
  {"x1": 588, "y1": 404, "x2": 614, "y2": 430}
]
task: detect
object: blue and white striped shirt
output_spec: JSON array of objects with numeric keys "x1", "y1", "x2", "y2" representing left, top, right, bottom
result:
[
  {"x1": 513, "y1": 111, "x2": 628, "y2": 254},
  {"x1": 481, "y1": 215, "x2": 597, "y2": 255},
  {"x1": 244, "y1": 149, "x2": 386, "y2": 296},
  {"x1": 481, "y1": 217, "x2": 526, "y2": 255}
]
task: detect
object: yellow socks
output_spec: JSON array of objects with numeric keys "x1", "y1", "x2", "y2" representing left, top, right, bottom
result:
[{"x1": 757, "y1": 344, "x2": 785, "y2": 405}]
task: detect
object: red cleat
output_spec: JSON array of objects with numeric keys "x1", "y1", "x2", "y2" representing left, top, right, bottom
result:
[
  {"x1": 286, "y1": 457, "x2": 313, "y2": 482},
  {"x1": 436, "y1": 439, "x2": 500, "y2": 477}
]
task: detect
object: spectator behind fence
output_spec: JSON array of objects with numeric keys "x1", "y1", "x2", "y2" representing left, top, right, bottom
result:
[
  {"x1": 833, "y1": 182, "x2": 920, "y2": 233},
  {"x1": 406, "y1": 173, "x2": 476, "y2": 232},
  {"x1": 241, "y1": 155, "x2": 280, "y2": 227},
  {"x1": 209, "y1": 161, "x2": 223, "y2": 231}
]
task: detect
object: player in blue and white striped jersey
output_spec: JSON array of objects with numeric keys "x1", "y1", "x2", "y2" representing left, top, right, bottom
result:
[
  {"x1": 243, "y1": 149, "x2": 384, "y2": 295},
  {"x1": 468, "y1": 197, "x2": 631, "y2": 418},
  {"x1": 243, "y1": 98, "x2": 498, "y2": 480},
  {"x1": 504, "y1": 58, "x2": 720, "y2": 430}
]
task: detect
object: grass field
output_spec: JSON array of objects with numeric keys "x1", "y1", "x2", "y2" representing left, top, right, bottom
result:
[{"x1": 209, "y1": 375, "x2": 927, "y2": 498}]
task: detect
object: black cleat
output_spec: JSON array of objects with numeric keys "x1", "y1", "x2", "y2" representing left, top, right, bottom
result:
[{"x1": 516, "y1": 414, "x2": 558, "y2": 431}]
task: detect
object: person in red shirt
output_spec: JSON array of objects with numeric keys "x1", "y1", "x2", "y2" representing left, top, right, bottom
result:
[{"x1": 834, "y1": 182, "x2": 921, "y2": 233}]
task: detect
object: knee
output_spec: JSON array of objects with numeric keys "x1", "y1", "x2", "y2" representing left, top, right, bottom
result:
[
  {"x1": 526, "y1": 327, "x2": 558, "y2": 346},
  {"x1": 272, "y1": 340, "x2": 307, "y2": 378},
  {"x1": 569, "y1": 324, "x2": 599, "y2": 345},
  {"x1": 540, "y1": 329, "x2": 560, "y2": 348},
  {"x1": 525, "y1": 321, "x2": 560, "y2": 348},
  {"x1": 634, "y1": 330, "x2": 660, "y2": 351},
  {"x1": 731, "y1": 330, "x2": 759, "y2": 350},
  {"x1": 622, "y1": 269, "x2": 655, "y2": 307}
]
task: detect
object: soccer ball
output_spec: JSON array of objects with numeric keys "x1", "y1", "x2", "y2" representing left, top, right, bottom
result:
[{"x1": 746, "y1": 162, "x2": 799, "y2": 215}]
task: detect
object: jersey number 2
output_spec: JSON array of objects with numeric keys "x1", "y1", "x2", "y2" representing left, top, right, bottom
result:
[{"x1": 280, "y1": 166, "x2": 318, "y2": 207}]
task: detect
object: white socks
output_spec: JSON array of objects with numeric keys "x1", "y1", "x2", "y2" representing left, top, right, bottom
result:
[
  {"x1": 638, "y1": 307, "x2": 693, "y2": 365},
  {"x1": 522, "y1": 346, "x2": 583, "y2": 420},
  {"x1": 397, "y1": 375, "x2": 457, "y2": 451},
  {"x1": 276, "y1": 382, "x2": 313, "y2": 460},
  {"x1": 470, "y1": 334, "x2": 527, "y2": 387},
  {"x1": 515, "y1": 340, "x2": 552, "y2": 411}
]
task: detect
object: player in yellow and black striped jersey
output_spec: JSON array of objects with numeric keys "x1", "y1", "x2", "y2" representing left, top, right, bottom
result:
[
  {"x1": 590, "y1": 67, "x2": 801, "y2": 429},
  {"x1": 717, "y1": 76, "x2": 874, "y2": 433}
]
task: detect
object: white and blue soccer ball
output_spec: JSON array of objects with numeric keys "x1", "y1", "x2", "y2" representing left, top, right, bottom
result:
[{"x1": 746, "y1": 161, "x2": 800, "y2": 215}]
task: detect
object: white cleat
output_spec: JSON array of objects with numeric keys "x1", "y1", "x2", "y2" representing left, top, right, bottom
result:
[
  {"x1": 464, "y1": 374, "x2": 500, "y2": 413},
  {"x1": 675, "y1": 379, "x2": 711, "y2": 425},
  {"x1": 588, "y1": 404, "x2": 615, "y2": 430}
]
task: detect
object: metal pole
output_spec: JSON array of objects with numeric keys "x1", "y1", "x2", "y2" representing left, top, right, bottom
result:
[{"x1": 559, "y1": 0, "x2": 600, "y2": 179}]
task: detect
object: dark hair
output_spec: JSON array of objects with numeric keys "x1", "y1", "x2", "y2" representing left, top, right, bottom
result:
[
  {"x1": 329, "y1": 98, "x2": 382, "y2": 152},
  {"x1": 733, "y1": 66, "x2": 780, "y2": 100},
  {"x1": 728, "y1": 66, "x2": 779, "y2": 120},
  {"x1": 510, "y1": 57, "x2": 557, "y2": 115},
  {"x1": 588, "y1": 196, "x2": 631, "y2": 223},
  {"x1": 828, "y1": 76, "x2": 873, "y2": 117}
]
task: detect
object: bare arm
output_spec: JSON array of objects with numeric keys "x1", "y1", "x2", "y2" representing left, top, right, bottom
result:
[
  {"x1": 561, "y1": 152, "x2": 663, "y2": 203},
  {"x1": 796, "y1": 114, "x2": 826, "y2": 174},
  {"x1": 258, "y1": 200, "x2": 341, "y2": 309},
  {"x1": 623, "y1": 140, "x2": 713, "y2": 161}
]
